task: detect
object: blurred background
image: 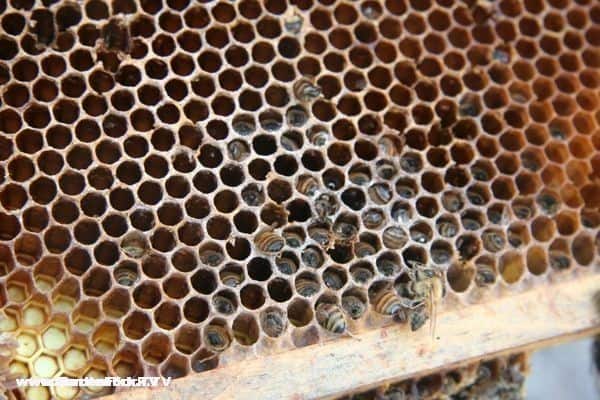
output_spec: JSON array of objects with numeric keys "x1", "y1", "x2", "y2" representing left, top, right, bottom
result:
[{"x1": 527, "y1": 338, "x2": 597, "y2": 399}]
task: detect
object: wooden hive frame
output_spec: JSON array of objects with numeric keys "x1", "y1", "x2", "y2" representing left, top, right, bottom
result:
[{"x1": 105, "y1": 272, "x2": 600, "y2": 399}]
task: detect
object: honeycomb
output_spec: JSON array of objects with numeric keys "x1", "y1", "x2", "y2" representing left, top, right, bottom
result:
[
  {"x1": 337, "y1": 352, "x2": 529, "y2": 400},
  {"x1": 0, "y1": 0, "x2": 599, "y2": 397}
]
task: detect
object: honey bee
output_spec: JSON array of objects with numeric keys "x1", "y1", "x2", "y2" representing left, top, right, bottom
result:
[
  {"x1": 409, "y1": 224, "x2": 430, "y2": 244},
  {"x1": 377, "y1": 258, "x2": 401, "y2": 277},
  {"x1": 521, "y1": 153, "x2": 542, "y2": 172},
  {"x1": 260, "y1": 114, "x2": 283, "y2": 132},
  {"x1": 296, "y1": 174, "x2": 320, "y2": 197},
  {"x1": 203, "y1": 325, "x2": 231, "y2": 353},
  {"x1": 285, "y1": 105, "x2": 307, "y2": 128},
  {"x1": 466, "y1": 187, "x2": 486, "y2": 206},
  {"x1": 282, "y1": 227, "x2": 305, "y2": 248},
  {"x1": 101, "y1": 18, "x2": 130, "y2": 53},
  {"x1": 536, "y1": 193, "x2": 560, "y2": 215},
  {"x1": 316, "y1": 303, "x2": 348, "y2": 335},
  {"x1": 391, "y1": 202, "x2": 413, "y2": 225},
  {"x1": 350, "y1": 265, "x2": 374, "y2": 284},
  {"x1": 375, "y1": 160, "x2": 397, "y2": 180},
  {"x1": 372, "y1": 289, "x2": 408, "y2": 323},
  {"x1": 283, "y1": 7, "x2": 303, "y2": 34},
  {"x1": 241, "y1": 183, "x2": 265, "y2": 207},
  {"x1": 399, "y1": 153, "x2": 422, "y2": 174},
  {"x1": 471, "y1": 164, "x2": 490, "y2": 181},
  {"x1": 220, "y1": 269, "x2": 244, "y2": 288},
  {"x1": 323, "y1": 270, "x2": 344, "y2": 290},
  {"x1": 275, "y1": 254, "x2": 298, "y2": 275},
  {"x1": 487, "y1": 203, "x2": 511, "y2": 225},
  {"x1": 378, "y1": 135, "x2": 404, "y2": 158},
  {"x1": 31, "y1": 9, "x2": 56, "y2": 48},
  {"x1": 212, "y1": 294, "x2": 236, "y2": 315},
  {"x1": 474, "y1": 263, "x2": 496, "y2": 287},
  {"x1": 281, "y1": 130, "x2": 303, "y2": 151},
  {"x1": 368, "y1": 183, "x2": 393, "y2": 205},
  {"x1": 120, "y1": 232, "x2": 148, "y2": 259},
  {"x1": 395, "y1": 181, "x2": 417, "y2": 199},
  {"x1": 295, "y1": 278, "x2": 320, "y2": 297},
  {"x1": 512, "y1": 203, "x2": 533, "y2": 220},
  {"x1": 509, "y1": 89, "x2": 529, "y2": 104},
  {"x1": 260, "y1": 309, "x2": 287, "y2": 338},
  {"x1": 227, "y1": 139, "x2": 250, "y2": 162},
  {"x1": 550, "y1": 125, "x2": 567, "y2": 140},
  {"x1": 459, "y1": 93, "x2": 481, "y2": 117},
  {"x1": 359, "y1": 1, "x2": 381, "y2": 18},
  {"x1": 470, "y1": 0, "x2": 497, "y2": 25},
  {"x1": 493, "y1": 45, "x2": 512, "y2": 64},
  {"x1": 261, "y1": 202, "x2": 289, "y2": 228},
  {"x1": 431, "y1": 246, "x2": 451, "y2": 264},
  {"x1": 348, "y1": 170, "x2": 371, "y2": 186},
  {"x1": 549, "y1": 251, "x2": 570, "y2": 270},
  {"x1": 301, "y1": 245, "x2": 324, "y2": 268},
  {"x1": 482, "y1": 230, "x2": 505, "y2": 253},
  {"x1": 456, "y1": 235, "x2": 481, "y2": 260},
  {"x1": 437, "y1": 219, "x2": 458, "y2": 238},
  {"x1": 307, "y1": 126, "x2": 329, "y2": 146},
  {"x1": 231, "y1": 115, "x2": 256, "y2": 136},
  {"x1": 441, "y1": 191, "x2": 464, "y2": 212},
  {"x1": 382, "y1": 226, "x2": 409, "y2": 249},
  {"x1": 308, "y1": 224, "x2": 333, "y2": 248},
  {"x1": 506, "y1": 226, "x2": 527, "y2": 248},
  {"x1": 362, "y1": 208, "x2": 386, "y2": 230},
  {"x1": 314, "y1": 193, "x2": 339, "y2": 218},
  {"x1": 114, "y1": 266, "x2": 139, "y2": 287},
  {"x1": 440, "y1": 370, "x2": 464, "y2": 396},
  {"x1": 199, "y1": 248, "x2": 224, "y2": 267},
  {"x1": 380, "y1": 385, "x2": 407, "y2": 400},
  {"x1": 341, "y1": 295, "x2": 367, "y2": 320},
  {"x1": 462, "y1": 213, "x2": 483, "y2": 231},
  {"x1": 354, "y1": 241, "x2": 376, "y2": 257},
  {"x1": 404, "y1": 263, "x2": 445, "y2": 333},
  {"x1": 293, "y1": 77, "x2": 322, "y2": 103},
  {"x1": 332, "y1": 220, "x2": 358, "y2": 243},
  {"x1": 254, "y1": 229, "x2": 285, "y2": 255}
]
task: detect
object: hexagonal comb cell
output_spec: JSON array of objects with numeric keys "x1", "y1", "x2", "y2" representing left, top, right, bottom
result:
[{"x1": 0, "y1": 0, "x2": 596, "y2": 387}]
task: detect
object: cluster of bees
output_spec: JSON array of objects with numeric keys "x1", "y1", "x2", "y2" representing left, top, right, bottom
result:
[
  {"x1": 372, "y1": 263, "x2": 444, "y2": 332},
  {"x1": 340, "y1": 353, "x2": 528, "y2": 400},
  {"x1": 253, "y1": 230, "x2": 446, "y2": 341},
  {"x1": 247, "y1": 73, "x2": 447, "y2": 339}
]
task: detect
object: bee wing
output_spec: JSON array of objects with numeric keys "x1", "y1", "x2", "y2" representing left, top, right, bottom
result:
[
  {"x1": 344, "y1": 330, "x2": 362, "y2": 341},
  {"x1": 429, "y1": 286, "x2": 437, "y2": 341}
]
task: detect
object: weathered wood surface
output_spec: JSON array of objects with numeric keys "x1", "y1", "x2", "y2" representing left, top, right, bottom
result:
[{"x1": 107, "y1": 274, "x2": 600, "y2": 400}]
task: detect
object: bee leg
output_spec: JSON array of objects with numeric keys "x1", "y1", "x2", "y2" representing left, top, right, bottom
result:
[
  {"x1": 405, "y1": 267, "x2": 418, "y2": 281},
  {"x1": 403, "y1": 299, "x2": 425, "y2": 310},
  {"x1": 344, "y1": 331, "x2": 362, "y2": 341},
  {"x1": 393, "y1": 307, "x2": 408, "y2": 324},
  {"x1": 193, "y1": 352, "x2": 219, "y2": 366},
  {"x1": 409, "y1": 309, "x2": 429, "y2": 332}
]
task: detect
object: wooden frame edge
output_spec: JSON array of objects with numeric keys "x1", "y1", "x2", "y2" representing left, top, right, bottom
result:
[{"x1": 105, "y1": 274, "x2": 600, "y2": 400}]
